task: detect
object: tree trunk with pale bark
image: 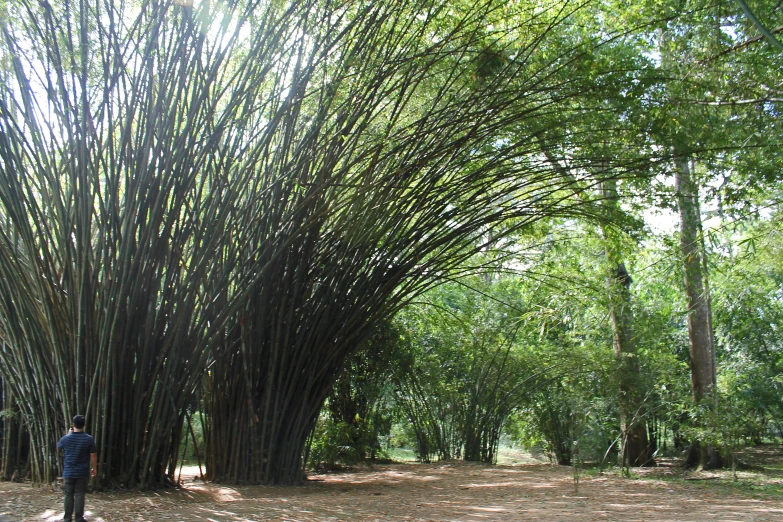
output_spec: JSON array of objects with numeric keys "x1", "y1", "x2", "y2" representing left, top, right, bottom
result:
[
  {"x1": 601, "y1": 180, "x2": 654, "y2": 468},
  {"x1": 674, "y1": 155, "x2": 722, "y2": 470}
]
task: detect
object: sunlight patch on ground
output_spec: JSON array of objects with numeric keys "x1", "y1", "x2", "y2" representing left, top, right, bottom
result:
[
  {"x1": 470, "y1": 505, "x2": 507, "y2": 512},
  {"x1": 460, "y1": 481, "x2": 525, "y2": 488},
  {"x1": 606, "y1": 503, "x2": 636, "y2": 509},
  {"x1": 188, "y1": 484, "x2": 244, "y2": 502},
  {"x1": 39, "y1": 510, "x2": 103, "y2": 522}
]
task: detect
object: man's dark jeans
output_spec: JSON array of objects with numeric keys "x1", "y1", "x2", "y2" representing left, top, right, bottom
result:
[{"x1": 63, "y1": 476, "x2": 89, "y2": 522}]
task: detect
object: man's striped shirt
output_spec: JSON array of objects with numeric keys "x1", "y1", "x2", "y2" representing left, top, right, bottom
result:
[{"x1": 57, "y1": 432, "x2": 97, "y2": 478}]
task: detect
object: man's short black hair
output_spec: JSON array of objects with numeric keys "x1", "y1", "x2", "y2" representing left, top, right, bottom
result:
[{"x1": 73, "y1": 415, "x2": 86, "y2": 429}]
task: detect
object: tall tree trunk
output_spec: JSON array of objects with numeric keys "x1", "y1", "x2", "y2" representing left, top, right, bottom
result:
[
  {"x1": 601, "y1": 180, "x2": 653, "y2": 468},
  {"x1": 674, "y1": 155, "x2": 721, "y2": 470},
  {"x1": 606, "y1": 260, "x2": 654, "y2": 467}
]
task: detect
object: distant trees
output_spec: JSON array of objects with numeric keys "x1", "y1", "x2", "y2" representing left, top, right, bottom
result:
[
  {"x1": 392, "y1": 274, "x2": 532, "y2": 463},
  {"x1": 651, "y1": 0, "x2": 783, "y2": 468},
  {"x1": 307, "y1": 322, "x2": 400, "y2": 469}
]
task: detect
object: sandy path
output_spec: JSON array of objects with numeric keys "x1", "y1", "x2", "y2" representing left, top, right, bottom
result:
[{"x1": 2, "y1": 462, "x2": 782, "y2": 521}]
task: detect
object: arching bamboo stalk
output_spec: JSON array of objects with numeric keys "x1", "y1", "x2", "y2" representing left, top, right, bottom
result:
[{"x1": 1, "y1": 0, "x2": 633, "y2": 487}]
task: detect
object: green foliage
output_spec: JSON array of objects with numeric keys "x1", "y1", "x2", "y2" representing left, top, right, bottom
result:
[
  {"x1": 507, "y1": 348, "x2": 620, "y2": 466},
  {"x1": 682, "y1": 388, "x2": 762, "y2": 478},
  {"x1": 710, "y1": 210, "x2": 783, "y2": 443},
  {"x1": 178, "y1": 413, "x2": 205, "y2": 462},
  {"x1": 0, "y1": 409, "x2": 18, "y2": 422},
  {"x1": 308, "y1": 414, "x2": 391, "y2": 470},
  {"x1": 392, "y1": 270, "x2": 532, "y2": 463},
  {"x1": 307, "y1": 322, "x2": 400, "y2": 469}
]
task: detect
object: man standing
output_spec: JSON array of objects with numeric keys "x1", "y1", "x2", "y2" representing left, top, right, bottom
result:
[{"x1": 57, "y1": 415, "x2": 97, "y2": 522}]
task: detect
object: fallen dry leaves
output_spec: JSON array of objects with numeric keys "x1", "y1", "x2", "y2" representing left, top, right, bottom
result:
[{"x1": 2, "y1": 452, "x2": 782, "y2": 521}]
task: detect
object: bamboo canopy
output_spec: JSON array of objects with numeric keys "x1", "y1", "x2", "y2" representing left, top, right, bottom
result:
[{"x1": 1, "y1": 0, "x2": 613, "y2": 486}]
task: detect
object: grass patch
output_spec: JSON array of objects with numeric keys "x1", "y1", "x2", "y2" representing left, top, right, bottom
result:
[
  {"x1": 386, "y1": 447, "x2": 419, "y2": 462},
  {"x1": 616, "y1": 452, "x2": 783, "y2": 499}
]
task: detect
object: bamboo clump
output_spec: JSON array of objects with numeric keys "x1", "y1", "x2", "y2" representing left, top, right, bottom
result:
[{"x1": 1, "y1": 0, "x2": 616, "y2": 486}]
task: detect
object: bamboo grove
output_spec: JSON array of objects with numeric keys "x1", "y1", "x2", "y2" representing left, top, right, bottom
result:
[{"x1": 0, "y1": 0, "x2": 643, "y2": 486}]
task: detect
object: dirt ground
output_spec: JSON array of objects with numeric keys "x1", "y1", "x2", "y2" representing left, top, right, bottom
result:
[{"x1": 2, "y1": 449, "x2": 783, "y2": 522}]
